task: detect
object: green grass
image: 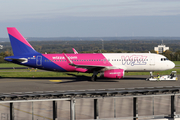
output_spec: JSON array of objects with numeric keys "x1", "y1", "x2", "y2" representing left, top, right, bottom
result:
[
  {"x1": 125, "y1": 68, "x2": 180, "y2": 76},
  {"x1": 0, "y1": 63, "x2": 25, "y2": 67},
  {"x1": 173, "y1": 61, "x2": 180, "y2": 66}
]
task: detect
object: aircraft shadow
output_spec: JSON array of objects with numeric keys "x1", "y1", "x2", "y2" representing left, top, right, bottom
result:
[
  {"x1": 123, "y1": 77, "x2": 147, "y2": 80},
  {"x1": 0, "y1": 74, "x2": 147, "y2": 84}
]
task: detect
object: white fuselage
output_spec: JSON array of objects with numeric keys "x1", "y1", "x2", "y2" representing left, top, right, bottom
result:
[{"x1": 103, "y1": 53, "x2": 175, "y2": 72}]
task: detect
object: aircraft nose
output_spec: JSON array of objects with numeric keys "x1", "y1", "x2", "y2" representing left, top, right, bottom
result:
[{"x1": 169, "y1": 61, "x2": 175, "y2": 69}]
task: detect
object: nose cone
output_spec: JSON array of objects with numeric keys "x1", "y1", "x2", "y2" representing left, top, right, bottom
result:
[{"x1": 169, "y1": 61, "x2": 175, "y2": 69}]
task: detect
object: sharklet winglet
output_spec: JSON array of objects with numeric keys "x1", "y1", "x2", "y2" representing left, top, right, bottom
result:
[{"x1": 72, "y1": 48, "x2": 78, "y2": 54}]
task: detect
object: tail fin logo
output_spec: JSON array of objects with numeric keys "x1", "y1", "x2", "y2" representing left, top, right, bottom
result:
[{"x1": 7, "y1": 27, "x2": 38, "y2": 56}]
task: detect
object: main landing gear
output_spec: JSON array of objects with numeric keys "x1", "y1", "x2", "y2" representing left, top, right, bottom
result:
[{"x1": 91, "y1": 71, "x2": 98, "y2": 81}]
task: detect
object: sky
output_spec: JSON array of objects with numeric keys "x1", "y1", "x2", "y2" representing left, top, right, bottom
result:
[{"x1": 0, "y1": 0, "x2": 180, "y2": 37}]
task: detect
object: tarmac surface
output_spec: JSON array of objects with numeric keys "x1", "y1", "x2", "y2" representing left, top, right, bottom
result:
[
  {"x1": 0, "y1": 75, "x2": 180, "y2": 120},
  {"x1": 0, "y1": 75, "x2": 179, "y2": 93}
]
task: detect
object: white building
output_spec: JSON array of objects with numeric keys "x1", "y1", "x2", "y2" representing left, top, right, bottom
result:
[
  {"x1": 0, "y1": 45, "x2": 3, "y2": 49},
  {"x1": 154, "y1": 40, "x2": 169, "y2": 54}
]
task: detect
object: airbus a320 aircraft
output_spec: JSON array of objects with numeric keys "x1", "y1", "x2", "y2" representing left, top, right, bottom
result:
[{"x1": 5, "y1": 27, "x2": 175, "y2": 81}]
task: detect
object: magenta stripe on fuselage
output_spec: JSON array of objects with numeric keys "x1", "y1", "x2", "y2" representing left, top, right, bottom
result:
[
  {"x1": 7, "y1": 27, "x2": 34, "y2": 50},
  {"x1": 42, "y1": 53, "x2": 112, "y2": 72}
]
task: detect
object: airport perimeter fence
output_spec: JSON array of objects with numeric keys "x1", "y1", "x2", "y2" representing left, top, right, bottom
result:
[{"x1": 0, "y1": 95, "x2": 180, "y2": 120}]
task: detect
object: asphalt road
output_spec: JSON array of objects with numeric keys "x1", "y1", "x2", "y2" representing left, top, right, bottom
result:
[{"x1": 0, "y1": 75, "x2": 179, "y2": 93}]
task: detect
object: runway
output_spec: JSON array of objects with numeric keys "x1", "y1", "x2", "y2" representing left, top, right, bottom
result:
[{"x1": 0, "y1": 75, "x2": 179, "y2": 93}]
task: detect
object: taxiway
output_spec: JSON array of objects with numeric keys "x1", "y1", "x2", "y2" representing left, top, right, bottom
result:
[{"x1": 0, "y1": 75, "x2": 179, "y2": 93}]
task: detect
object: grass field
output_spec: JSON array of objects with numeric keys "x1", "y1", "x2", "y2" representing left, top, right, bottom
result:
[
  {"x1": 0, "y1": 62, "x2": 179, "y2": 78},
  {"x1": 173, "y1": 61, "x2": 180, "y2": 66},
  {"x1": 0, "y1": 63, "x2": 25, "y2": 67}
]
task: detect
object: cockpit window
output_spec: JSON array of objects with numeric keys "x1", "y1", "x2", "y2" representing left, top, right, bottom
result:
[{"x1": 161, "y1": 58, "x2": 168, "y2": 61}]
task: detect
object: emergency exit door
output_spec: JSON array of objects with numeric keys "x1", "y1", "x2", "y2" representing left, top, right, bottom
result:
[{"x1": 36, "y1": 55, "x2": 42, "y2": 66}]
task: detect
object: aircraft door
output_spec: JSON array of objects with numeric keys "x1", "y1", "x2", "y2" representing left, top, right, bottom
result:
[
  {"x1": 36, "y1": 55, "x2": 42, "y2": 66},
  {"x1": 149, "y1": 55, "x2": 155, "y2": 65}
]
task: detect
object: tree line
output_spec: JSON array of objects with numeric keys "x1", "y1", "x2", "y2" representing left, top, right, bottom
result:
[{"x1": 0, "y1": 40, "x2": 180, "y2": 63}]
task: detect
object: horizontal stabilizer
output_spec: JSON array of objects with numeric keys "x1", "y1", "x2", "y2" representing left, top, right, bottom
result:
[{"x1": 5, "y1": 56, "x2": 28, "y2": 63}]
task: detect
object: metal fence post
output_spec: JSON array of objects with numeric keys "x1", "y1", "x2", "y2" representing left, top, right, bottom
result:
[
  {"x1": 171, "y1": 95, "x2": 176, "y2": 119},
  {"x1": 10, "y1": 102, "x2": 14, "y2": 120},
  {"x1": 114, "y1": 98, "x2": 116, "y2": 118},
  {"x1": 94, "y1": 99, "x2": 99, "y2": 119},
  {"x1": 70, "y1": 98, "x2": 76, "y2": 120},
  {"x1": 32, "y1": 102, "x2": 34, "y2": 120},
  {"x1": 153, "y1": 96, "x2": 154, "y2": 118},
  {"x1": 133, "y1": 97, "x2": 138, "y2": 120},
  {"x1": 53, "y1": 101, "x2": 57, "y2": 120}
]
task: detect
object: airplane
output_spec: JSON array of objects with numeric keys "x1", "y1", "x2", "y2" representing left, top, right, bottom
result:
[{"x1": 5, "y1": 27, "x2": 175, "y2": 81}]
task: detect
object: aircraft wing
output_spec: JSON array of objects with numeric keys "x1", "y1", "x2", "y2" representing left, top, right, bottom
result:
[
  {"x1": 63, "y1": 53, "x2": 125, "y2": 71},
  {"x1": 69, "y1": 63, "x2": 107, "y2": 71}
]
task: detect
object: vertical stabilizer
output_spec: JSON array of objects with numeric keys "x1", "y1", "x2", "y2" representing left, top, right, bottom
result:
[{"x1": 7, "y1": 27, "x2": 38, "y2": 56}]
